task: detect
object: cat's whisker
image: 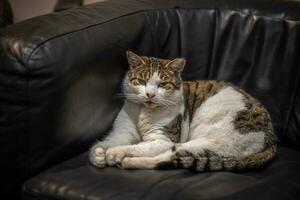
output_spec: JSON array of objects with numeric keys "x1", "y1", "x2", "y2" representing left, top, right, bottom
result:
[
  {"x1": 159, "y1": 101, "x2": 173, "y2": 110},
  {"x1": 156, "y1": 98, "x2": 177, "y2": 108},
  {"x1": 162, "y1": 100, "x2": 177, "y2": 106}
]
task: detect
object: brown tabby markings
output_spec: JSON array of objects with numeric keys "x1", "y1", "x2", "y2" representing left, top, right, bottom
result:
[
  {"x1": 233, "y1": 90, "x2": 276, "y2": 148},
  {"x1": 171, "y1": 82, "x2": 277, "y2": 171},
  {"x1": 232, "y1": 89, "x2": 277, "y2": 167},
  {"x1": 128, "y1": 57, "x2": 181, "y2": 89},
  {"x1": 183, "y1": 80, "x2": 226, "y2": 121},
  {"x1": 130, "y1": 57, "x2": 184, "y2": 141},
  {"x1": 163, "y1": 115, "x2": 182, "y2": 143},
  {"x1": 174, "y1": 144, "x2": 277, "y2": 172},
  {"x1": 128, "y1": 54, "x2": 276, "y2": 171},
  {"x1": 234, "y1": 100, "x2": 270, "y2": 134}
]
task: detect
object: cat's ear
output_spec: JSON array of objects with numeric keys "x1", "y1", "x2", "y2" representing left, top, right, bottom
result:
[
  {"x1": 126, "y1": 51, "x2": 145, "y2": 68},
  {"x1": 166, "y1": 58, "x2": 186, "y2": 73}
]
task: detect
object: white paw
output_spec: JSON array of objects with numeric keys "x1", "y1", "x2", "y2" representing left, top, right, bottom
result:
[
  {"x1": 106, "y1": 147, "x2": 126, "y2": 167},
  {"x1": 90, "y1": 146, "x2": 106, "y2": 168},
  {"x1": 119, "y1": 157, "x2": 132, "y2": 169}
]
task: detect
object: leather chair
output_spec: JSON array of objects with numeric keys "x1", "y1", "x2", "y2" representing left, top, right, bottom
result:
[
  {"x1": 1, "y1": 0, "x2": 300, "y2": 199},
  {"x1": 0, "y1": 0, "x2": 13, "y2": 27}
]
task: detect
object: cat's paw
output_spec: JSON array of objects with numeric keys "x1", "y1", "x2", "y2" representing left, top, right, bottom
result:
[
  {"x1": 118, "y1": 157, "x2": 131, "y2": 169},
  {"x1": 106, "y1": 147, "x2": 126, "y2": 166},
  {"x1": 172, "y1": 149, "x2": 195, "y2": 168},
  {"x1": 89, "y1": 146, "x2": 106, "y2": 168}
]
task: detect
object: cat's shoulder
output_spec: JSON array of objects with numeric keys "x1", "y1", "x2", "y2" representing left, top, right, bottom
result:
[
  {"x1": 182, "y1": 80, "x2": 231, "y2": 95},
  {"x1": 183, "y1": 80, "x2": 228, "y2": 87},
  {"x1": 182, "y1": 80, "x2": 257, "y2": 104}
]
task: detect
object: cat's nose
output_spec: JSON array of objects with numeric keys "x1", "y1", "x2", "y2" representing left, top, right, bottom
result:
[{"x1": 146, "y1": 92, "x2": 155, "y2": 98}]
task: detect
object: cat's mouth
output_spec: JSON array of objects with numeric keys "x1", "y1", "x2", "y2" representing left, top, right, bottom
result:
[{"x1": 144, "y1": 101, "x2": 157, "y2": 108}]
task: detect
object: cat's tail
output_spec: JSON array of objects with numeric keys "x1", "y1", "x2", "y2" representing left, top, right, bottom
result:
[{"x1": 156, "y1": 145, "x2": 277, "y2": 172}]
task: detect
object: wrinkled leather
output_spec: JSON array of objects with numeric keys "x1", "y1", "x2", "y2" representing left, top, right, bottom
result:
[
  {"x1": 1, "y1": 0, "x2": 300, "y2": 199},
  {"x1": 23, "y1": 147, "x2": 300, "y2": 200},
  {"x1": 54, "y1": 0, "x2": 83, "y2": 12}
]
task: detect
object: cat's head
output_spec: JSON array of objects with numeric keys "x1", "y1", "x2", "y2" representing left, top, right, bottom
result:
[{"x1": 123, "y1": 51, "x2": 185, "y2": 108}]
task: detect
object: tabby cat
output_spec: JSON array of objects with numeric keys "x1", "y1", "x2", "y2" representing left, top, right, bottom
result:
[{"x1": 89, "y1": 51, "x2": 277, "y2": 171}]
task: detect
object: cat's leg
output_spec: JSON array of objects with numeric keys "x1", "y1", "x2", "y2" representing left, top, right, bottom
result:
[
  {"x1": 118, "y1": 140, "x2": 213, "y2": 170},
  {"x1": 89, "y1": 102, "x2": 141, "y2": 168},
  {"x1": 120, "y1": 150, "x2": 175, "y2": 169},
  {"x1": 172, "y1": 139, "x2": 212, "y2": 170},
  {"x1": 89, "y1": 130, "x2": 139, "y2": 168},
  {"x1": 173, "y1": 131, "x2": 265, "y2": 171},
  {"x1": 105, "y1": 138, "x2": 174, "y2": 167}
]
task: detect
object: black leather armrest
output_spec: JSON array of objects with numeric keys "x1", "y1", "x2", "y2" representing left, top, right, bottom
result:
[{"x1": 0, "y1": 0, "x2": 169, "y2": 198}]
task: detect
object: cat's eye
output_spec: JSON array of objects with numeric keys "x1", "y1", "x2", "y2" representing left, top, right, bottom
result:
[
  {"x1": 138, "y1": 79, "x2": 146, "y2": 85},
  {"x1": 158, "y1": 82, "x2": 167, "y2": 87}
]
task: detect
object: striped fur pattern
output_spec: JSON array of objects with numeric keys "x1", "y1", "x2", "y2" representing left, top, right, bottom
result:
[
  {"x1": 157, "y1": 81, "x2": 277, "y2": 171},
  {"x1": 128, "y1": 57, "x2": 182, "y2": 90},
  {"x1": 89, "y1": 51, "x2": 277, "y2": 172}
]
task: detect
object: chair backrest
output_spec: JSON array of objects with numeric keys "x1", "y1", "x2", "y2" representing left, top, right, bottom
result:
[
  {"x1": 132, "y1": 3, "x2": 300, "y2": 149},
  {"x1": 0, "y1": 0, "x2": 13, "y2": 27}
]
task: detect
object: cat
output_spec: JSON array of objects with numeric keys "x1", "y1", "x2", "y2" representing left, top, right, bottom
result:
[{"x1": 89, "y1": 51, "x2": 277, "y2": 172}]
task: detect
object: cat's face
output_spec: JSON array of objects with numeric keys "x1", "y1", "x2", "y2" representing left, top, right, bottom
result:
[{"x1": 124, "y1": 51, "x2": 185, "y2": 108}]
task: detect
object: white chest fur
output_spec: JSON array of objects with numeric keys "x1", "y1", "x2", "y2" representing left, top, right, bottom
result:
[{"x1": 138, "y1": 105, "x2": 182, "y2": 139}]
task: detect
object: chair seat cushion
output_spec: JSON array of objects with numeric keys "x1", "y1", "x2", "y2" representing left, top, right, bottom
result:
[{"x1": 23, "y1": 147, "x2": 300, "y2": 200}]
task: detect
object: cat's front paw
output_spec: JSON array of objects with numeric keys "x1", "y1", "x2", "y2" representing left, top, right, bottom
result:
[
  {"x1": 89, "y1": 146, "x2": 106, "y2": 168},
  {"x1": 172, "y1": 148, "x2": 195, "y2": 168},
  {"x1": 106, "y1": 147, "x2": 126, "y2": 167}
]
